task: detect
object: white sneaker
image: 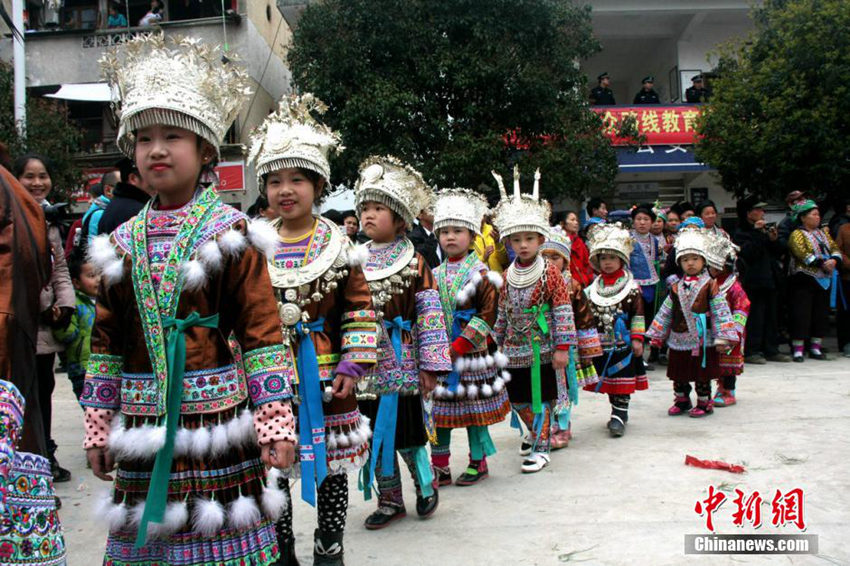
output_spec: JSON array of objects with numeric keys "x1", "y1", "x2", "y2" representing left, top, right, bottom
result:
[
  {"x1": 518, "y1": 435, "x2": 533, "y2": 456},
  {"x1": 521, "y1": 452, "x2": 550, "y2": 473}
]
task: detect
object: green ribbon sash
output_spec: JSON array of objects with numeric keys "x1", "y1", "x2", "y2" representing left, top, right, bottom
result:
[
  {"x1": 135, "y1": 311, "x2": 220, "y2": 547},
  {"x1": 522, "y1": 303, "x2": 551, "y2": 415}
]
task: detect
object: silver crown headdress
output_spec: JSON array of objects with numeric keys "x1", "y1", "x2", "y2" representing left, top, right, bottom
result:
[
  {"x1": 491, "y1": 166, "x2": 551, "y2": 239},
  {"x1": 540, "y1": 225, "x2": 573, "y2": 260},
  {"x1": 248, "y1": 93, "x2": 342, "y2": 187},
  {"x1": 704, "y1": 232, "x2": 739, "y2": 270},
  {"x1": 354, "y1": 155, "x2": 432, "y2": 228},
  {"x1": 100, "y1": 34, "x2": 252, "y2": 158},
  {"x1": 433, "y1": 188, "x2": 489, "y2": 236},
  {"x1": 675, "y1": 227, "x2": 711, "y2": 262},
  {"x1": 587, "y1": 222, "x2": 634, "y2": 270}
]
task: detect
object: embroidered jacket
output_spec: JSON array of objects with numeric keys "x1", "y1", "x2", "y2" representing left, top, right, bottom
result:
[
  {"x1": 561, "y1": 272, "x2": 603, "y2": 361},
  {"x1": 584, "y1": 271, "x2": 645, "y2": 350},
  {"x1": 646, "y1": 271, "x2": 738, "y2": 352},
  {"x1": 82, "y1": 187, "x2": 294, "y2": 441},
  {"x1": 493, "y1": 259, "x2": 575, "y2": 368},
  {"x1": 717, "y1": 273, "x2": 750, "y2": 375},
  {"x1": 629, "y1": 231, "x2": 660, "y2": 287},
  {"x1": 788, "y1": 228, "x2": 842, "y2": 280},
  {"x1": 363, "y1": 236, "x2": 452, "y2": 395}
]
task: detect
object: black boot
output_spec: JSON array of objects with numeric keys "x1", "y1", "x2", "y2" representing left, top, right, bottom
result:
[
  {"x1": 313, "y1": 528, "x2": 344, "y2": 566},
  {"x1": 415, "y1": 488, "x2": 439, "y2": 518},
  {"x1": 608, "y1": 396, "x2": 629, "y2": 438},
  {"x1": 272, "y1": 535, "x2": 299, "y2": 566}
]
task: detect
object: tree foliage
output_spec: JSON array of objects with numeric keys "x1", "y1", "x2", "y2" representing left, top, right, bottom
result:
[
  {"x1": 288, "y1": 0, "x2": 622, "y2": 201},
  {"x1": 695, "y1": 0, "x2": 850, "y2": 203},
  {"x1": 0, "y1": 62, "x2": 83, "y2": 200}
]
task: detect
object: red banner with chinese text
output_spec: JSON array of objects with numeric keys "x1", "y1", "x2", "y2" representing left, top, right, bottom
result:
[
  {"x1": 592, "y1": 105, "x2": 702, "y2": 146},
  {"x1": 214, "y1": 161, "x2": 246, "y2": 192}
]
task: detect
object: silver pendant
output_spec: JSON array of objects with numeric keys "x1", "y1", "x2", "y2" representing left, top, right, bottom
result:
[
  {"x1": 279, "y1": 302, "x2": 303, "y2": 327},
  {"x1": 284, "y1": 288, "x2": 297, "y2": 302}
]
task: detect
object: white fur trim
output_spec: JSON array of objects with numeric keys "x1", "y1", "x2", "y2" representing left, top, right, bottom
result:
[
  {"x1": 454, "y1": 357, "x2": 468, "y2": 373},
  {"x1": 494, "y1": 350, "x2": 509, "y2": 368},
  {"x1": 109, "y1": 423, "x2": 165, "y2": 460},
  {"x1": 466, "y1": 383, "x2": 479, "y2": 399},
  {"x1": 501, "y1": 370, "x2": 512, "y2": 383},
  {"x1": 210, "y1": 423, "x2": 230, "y2": 458},
  {"x1": 336, "y1": 432, "x2": 351, "y2": 448},
  {"x1": 486, "y1": 271, "x2": 504, "y2": 289},
  {"x1": 261, "y1": 480, "x2": 289, "y2": 520},
  {"x1": 129, "y1": 501, "x2": 146, "y2": 527},
  {"x1": 471, "y1": 271, "x2": 483, "y2": 286},
  {"x1": 190, "y1": 426, "x2": 211, "y2": 459},
  {"x1": 326, "y1": 432, "x2": 338, "y2": 451},
  {"x1": 175, "y1": 428, "x2": 193, "y2": 456},
  {"x1": 88, "y1": 234, "x2": 118, "y2": 268},
  {"x1": 218, "y1": 229, "x2": 248, "y2": 257},
  {"x1": 481, "y1": 383, "x2": 493, "y2": 397},
  {"x1": 347, "y1": 244, "x2": 369, "y2": 267},
  {"x1": 181, "y1": 259, "x2": 208, "y2": 292},
  {"x1": 193, "y1": 498, "x2": 225, "y2": 537},
  {"x1": 485, "y1": 354, "x2": 495, "y2": 368},
  {"x1": 103, "y1": 257, "x2": 126, "y2": 286},
  {"x1": 198, "y1": 239, "x2": 224, "y2": 272},
  {"x1": 228, "y1": 494, "x2": 261, "y2": 529},
  {"x1": 150, "y1": 501, "x2": 189, "y2": 538},
  {"x1": 95, "y1": 492, "x2": 128, "y2": 533},
  {"x1": 247, "y1": 219, "x2": 279, "y2": 258},
  {"x1": 492, "y1": 378, "x2": 505, "y2": 392},
  {"x1": 434, "y1": 384, "x2": 448, "y2": 398},
  {"x1": 455, "y1": 384, "x2": 466, "y2": 397}
]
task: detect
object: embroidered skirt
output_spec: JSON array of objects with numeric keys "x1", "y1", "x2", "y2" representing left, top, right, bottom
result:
[
  {"x1": 718, "y1": 333, "x2": 745, "y2": 376},
  {"x1": 666, "y1": 348, "x2": 721, "y2": 383},
  {"x1": 432, "y1": 351, "x2": 510, "y2": 429},
  {"x1": 101, "y1": 404, "x2": 279, "y2": 566},
  {"x1": 585, "y1": 346, "x2": 648, "y2": 395}
]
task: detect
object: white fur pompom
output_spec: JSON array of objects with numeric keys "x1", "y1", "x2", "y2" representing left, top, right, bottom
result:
[
  {"x1": 261, "y1": 484, "x2": 289, "y2": 520},
  {"x1": 218, "y1": 229, "x2": 247, "y2": 257},
  {"x1": 326, "y1": 432, "x2": 338, "y2": 451},
  {"x1": 240, "y1": 408, "x2": 257, "y2": 444},
  {"x1": 103, "y1": 257, "x2": 126, "y2": 286},
  {"x1": 174, "y1": 427, "x2": 193, "y2": 457},
  {"x1": 492, "y1": 378, "x2": 505, "y2": 392},
  {"x1": 198, "y1": 239, "x2": 224, "y2": 273},
  {"x1": 454, "y1": 357, "x2": 468, "y2": 373},
  {"x1": 466, "y1": 383, "x2": 479, "y2": 399},
  {"x1": 191, "y1": 426, "x2": 211, "y2": 458},
  {"x1": 146, "y1": 425, "x2": 167, "y2": 453},
  {"x1": 193, "y1": 498, "x2": 225, "y2": 537},
  {"x1": 347, "y1": 244, "x2": 368, "y2": 267},
  {"x1": 434, "y1": 384, "x2": 447, "y2": 398},
  {"x1": 96, "y1": 492, "x2": 127, "y2": 533},
  {"x1": 210, "y1": 423, "x2": 230, "y2": 458},
  {"x1": 494, "y1": 351, "x2": 509, "y2": 368},
  {"x1": 228, "y1": 494, "x2": 261, "y2": 529},
  {"x1": 88, "y1": 233, "x2": 118, "y2": 269},
  {"x1": 181, "y1": 259, "x2": 208, "y2": 292},
  {"x1": 455, "y1": 384, "x2": 466, "y2": 398},
  {"x1": 485, "y1": 354, "x2": 495, "y2": 368},
  {"x1": 348, "y1": 428, "x2": 364, "y2": 446},
  {"x1": 227, "y1": 409, "x2": 254, "y2": 448},
  {"x1": 336, "y1": 432, "x2": 351, "y2": 448},
  {"x1": 501, "y1": 370, "x2": 512, "y2": 383},
  {"x1": 471, "y1": 271, "x2": 483, "y2": 286},
  {"x1": 151, "y1": 501, "x2": 189, "y2": 538},
  {"x1": 247, "y1": 219, "x2": 279, "y2": 258},
  {"x1": 107, "y1": 421, "x2": 127, "y2": 455},
  {"x1": 481, "y1": 383, "x2": 493, "y2": 397},
  {"x1": 455, "y1": 290, "x2": 467, "y2": 304},
  {"x1": 129, "y1": 501, "x2": 146, "y2": 526},
  {"x1": 486, "y1": 271, "x2": 504, "y2": 289}
]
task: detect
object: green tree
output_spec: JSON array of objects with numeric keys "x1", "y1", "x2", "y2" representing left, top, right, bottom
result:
[
  {"x1": 0, "y1": 62, "x2": 83, "y2": 200},
  {"x1": 288, "y1": 0, "x2": 625, "y2": 201},
  {"x1": 695, "y1": 0, "x2": 850, "y2": 203}
]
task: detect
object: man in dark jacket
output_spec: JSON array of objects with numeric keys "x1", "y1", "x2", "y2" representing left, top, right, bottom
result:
[
  {"x1": 408, "y1": 208, "x2": 443, "y2": 269},
  {"x1": 97, "y1": 158, "x2": 153, "y2": 235},
  {"x1": 590, "y1": 72, "x2": 616, "y2": 105},
  {"x1": 633, "y1": 76, "x2": 661, "y2": 104},
  {"x1": 733, "y1": 196, "x2": 791, "y2": 363}
]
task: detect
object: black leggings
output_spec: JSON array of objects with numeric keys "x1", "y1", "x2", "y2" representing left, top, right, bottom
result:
[
  {"x1": 36, "y1": 353, "x2": 56, "y2": 456},
  {"x1": 276, "y1": 473, "x2": 349, "y2": 539},
  {"x1": 674, "y1": 381, "x2": 711, "y2": 397}
]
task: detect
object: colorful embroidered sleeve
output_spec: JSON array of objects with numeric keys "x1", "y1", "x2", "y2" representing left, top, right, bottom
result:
[
  {"x1": 340, "y1": 264, "x2": 378, "y2": 370},
  {"x1": 81, "y1": 353, "x2": 123, "y2": 410},
  {"x1": 82, "y1": 273, "x2": 126, "y2": 411},
  {"x1": 645, "y1": 295, "x2": 672, "y2": 346},
  {"x1": 709, "y1": 281, "x2": 738, "y2": 343},
  {"x1": 629, "y1": 287, "x2": 647, "y2": 342},
  {"x1": 414, "y1": 264, "x2": 452, "y2": 373},
  {"x1": 493, "y1": 284, "x2": 508, "y2": 347},
  {"x1": 728, "y1": 282, "x2": 750, "y2": 336},
  {"x1": 243, "y1": 345, "x2": 293, "y2": 405},
  {"x1": 459, "y1": 316, "x2": 492, "y2": 352},
  {"x1": 0, "y1": 380, "x2": 24, "y2": 509},
  {"x1": 572, "y1": 281, "x2": 603, "y2": 359},
  {"x1": 546, "y1": 263, "x2": 576, "y2": 348}
]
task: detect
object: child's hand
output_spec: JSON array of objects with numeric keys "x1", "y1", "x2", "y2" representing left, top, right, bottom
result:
[
  {"x1": 552, "y1": 349, "x2": 569, "y2": 370},
  {"x1": 87, "y1": 447, "x2": 115, "y2": 481},
  {"x1": 419, "y1": 370, "x2": 437, "y2": 395},
  {"x1": 262, "y1": 439, "x2": 296, "y2": 470},
  {"x1": 632, "y1": 339, "x2": 644, "y2": 358},
  {"x1": 331, "y1": 373, "x2": 356, "y2": 399}
]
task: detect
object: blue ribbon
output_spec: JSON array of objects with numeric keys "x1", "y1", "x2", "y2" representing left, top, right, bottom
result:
[
  {"x1": 693, "y1": 312, "x2": 708, "y2": 369},
  {"x1": 596, "y1": 314, "x2": 632, "y2": 392},
  {"x1": 294, "y1": 318, "x2": 327, "y2": 507},
  {"x1": 369, "y1": 316, "x2": 412, "y2": 493},
  {"x1": 556, "y1": 347, "x2": 580, "y2": 430},
  {"x1": 446, "y1": 308, "x2": 475, "y2": 392},
  {"x1": 830, "y1": 269, "x2": 847, "y2": 309}
]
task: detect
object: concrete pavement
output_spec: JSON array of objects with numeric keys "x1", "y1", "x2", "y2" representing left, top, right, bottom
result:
[{"x1": 52, "y1": 351, "x2": 850, "y2": 565}]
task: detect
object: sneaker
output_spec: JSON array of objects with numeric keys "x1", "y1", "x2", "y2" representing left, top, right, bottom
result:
[
  {"x1": 415, "y1": 490, "x2": 439, "y2": 518},
  {"x1": 433, "y1": 465, "x2": 452, "y2": 487},
  {"x1": 364, "y1": 505, "x2": 407, "y2": 530},
  {"x1": 668, "y1": 396, "x2": 692, "y2": 416},
  {"x1": 521, "y1": 452, "x2": 550, "y2": 474},
  {"x1": 518, "y1": 436, "x2": 533, "y2": 456},
  {"x1": 455, "y1": 460, "x2": 489, "y2": 486},
  {"x1": 744, "y1": 354, "x2": 767, "y2": 365},
  {"x1": 713, "y1": 389, "x2": 736, "y2": 407},
  {"x1": 765, "y1": 353, "x2": 792, "y2": 363},
  {"x1": 607, "y1": 416, "x2": 626, "y2": 437},
  {"x1": 689, "y1": 402, "x2": 714, "y2": 418}
]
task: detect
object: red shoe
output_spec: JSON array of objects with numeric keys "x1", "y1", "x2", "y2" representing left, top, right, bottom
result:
[
  {"x1": 668, "y1": 395, "x2": 692, "y2": 416},
  {"x1": 713, "y1": 389, "x2": 736, "y2": 407},
  {"x1": 689, "y1": 401, "x2": 714, "y2": 418}
]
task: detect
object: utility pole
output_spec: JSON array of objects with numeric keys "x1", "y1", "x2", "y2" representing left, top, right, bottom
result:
[{"x1": 12, "y1": 0, "x2": 26, "y2": 138}]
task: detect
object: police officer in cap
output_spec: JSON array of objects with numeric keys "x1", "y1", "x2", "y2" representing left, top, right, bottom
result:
[
  {"x1": 590, "y1": 72, "x2": 616, "y2": 105},
  {"x1": 685, "y1": 74, "x2": 711, "y2": 103},
  {"x1": 633, "y1": 75, "x2": 660, "y2": 104}
]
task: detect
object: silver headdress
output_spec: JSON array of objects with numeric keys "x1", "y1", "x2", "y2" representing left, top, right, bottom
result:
[
  {"x1": 100, "y1": 34, "x2": 252, "y2": 158},
  {"x1": 704, "y1": 232, "x2": 739, "y2": 270},
  {"x1": 491, "y1": 166, "x2": 551, "y2": 239},
  {"x1": 675, "y1": 227, "x2": 710, "y2": 262},
  {"x1": 247, "y1": 93, "x2": 342, "y2": 187},
  {"x1": 540, "y1": 225, "x2": 573, "y2": 260},
  {"x1": 433, "y1": 188, "x2": 489, "y2": 236},
  {"x1": 587, "y1": 222, "x2": 634, "y2": 270},
  {"x1": 354, "y1": 156, "x2": 432, "y2": 228}
]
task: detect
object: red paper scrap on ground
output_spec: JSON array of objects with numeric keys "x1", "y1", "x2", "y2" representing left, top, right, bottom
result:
[{"x1": 685, "y1": 455, "x2": 746, "y2": 474}]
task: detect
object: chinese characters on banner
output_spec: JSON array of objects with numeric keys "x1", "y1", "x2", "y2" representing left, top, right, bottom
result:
[
  {"x1": 591, "y1": 105, "x2": 703, "y2": 146},
  {"x1": 695, "y1": 486, "x2": 806, "y2": 532}
]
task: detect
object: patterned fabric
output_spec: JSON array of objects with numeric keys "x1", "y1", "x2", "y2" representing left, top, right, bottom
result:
[
  {"x1": 0, "y1": 380, "x2": 66, "y2": 566},
  {"x1": 340, "y1": 310, "x2": 379, "y2": 365},
  {"x1": 82, "y1": 353, "x2": 123, "y2": 410},
  {"x1": 244, "y1": 345, "x2": 293, "y2": 407},
  {"x1": 629, "y1": 231, "x2": 660, "y2": 287},
  {"x1": 718, "y1": 276, "x2": 750, "y2": 376},
  {"x1": 414, "y1": 289, "x2": 452, "y2": 373},
  {"x1": 493, "y1": 260, "x2": 575, "y2": 368},
  {"x1": 788, "y1": 228, "x2": 842, "y2": 280}
]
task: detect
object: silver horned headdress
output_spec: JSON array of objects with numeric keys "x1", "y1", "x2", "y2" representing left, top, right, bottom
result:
[{"x1": 491, "y1": 166, "x2": 551, "y2": 240}]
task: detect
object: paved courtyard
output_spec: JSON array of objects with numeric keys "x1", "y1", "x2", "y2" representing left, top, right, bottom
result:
[{"x1": 53, "y1": 348, "x2": 850, "y2": 565}]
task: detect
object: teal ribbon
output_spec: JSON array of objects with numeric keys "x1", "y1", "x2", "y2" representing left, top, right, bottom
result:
[
  {"x1": 446, "y1": 308, "x2": 475, "y2": 393},
  {"x1": 136, "y1": 311, "x2": 219, "y2": 548},
  {"x1": 410, "y1": 445, "x2": 434, "y2": 498},
  {"x1": 693, "y1": 312, "x2": 708, "y2": 369},
  {"x1": 294, "y1": 318, "x2": 327, "y2": 507},
  {"x1": 556, "y1": 346, "x2": 580, "y2": 430},
  {"x1": 522, "y1": 304, "x2": 551, "y2": 415}
]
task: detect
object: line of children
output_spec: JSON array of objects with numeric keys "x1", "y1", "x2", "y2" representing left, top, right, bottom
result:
[
  {"x1": 429, "y1": 189, "x2": 511, "y2": 484},
  {"x1": 353, "y1": 156, "x2": 452, "y2": 529}
]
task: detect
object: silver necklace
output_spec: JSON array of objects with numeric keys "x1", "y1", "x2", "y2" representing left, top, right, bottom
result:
[{"x1": 506, "y1": 254, "x2": 545, "y2": 289}]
